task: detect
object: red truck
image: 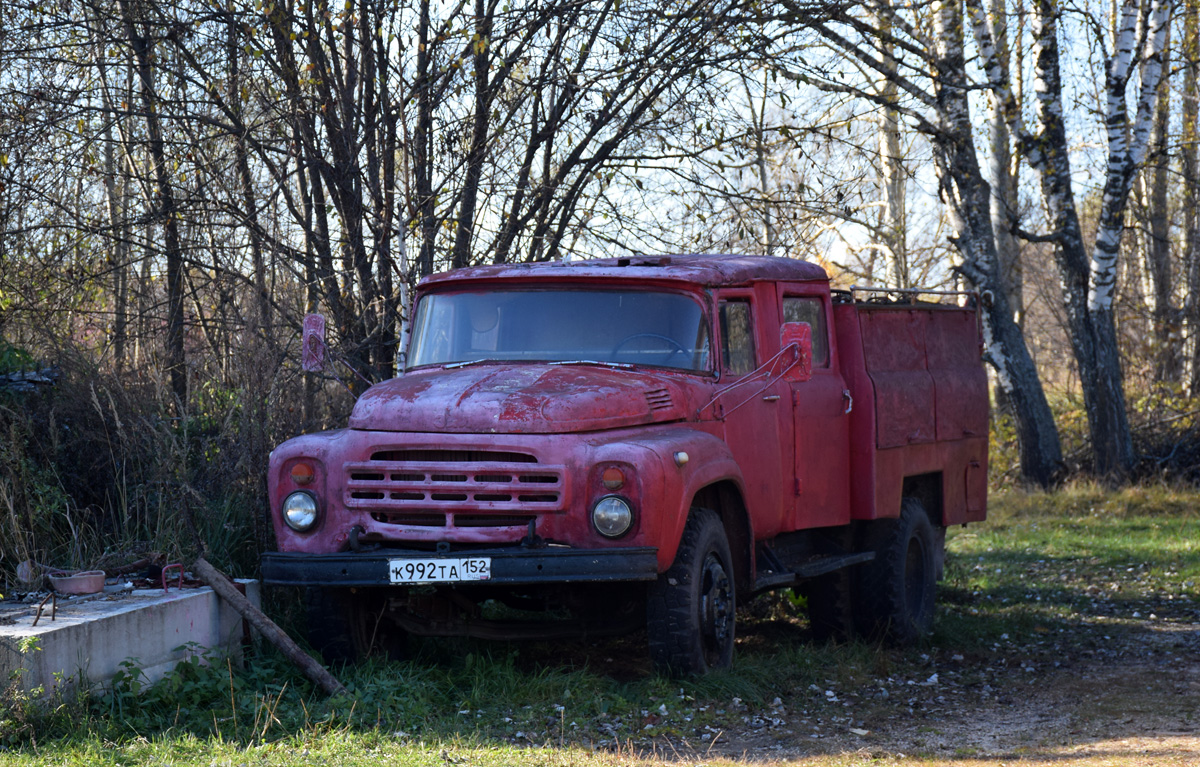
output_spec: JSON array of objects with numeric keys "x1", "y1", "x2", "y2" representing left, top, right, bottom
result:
[{"x1": 262, "y1": 255, "x2": 988, "y2": 674}]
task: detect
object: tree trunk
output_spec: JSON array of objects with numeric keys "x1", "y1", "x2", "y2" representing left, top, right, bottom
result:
[
  {"x1": 1185, "y1": 0, "x2": 1200, "y2": 394},
  {"x1": 227, "y1": 2, "x2": 271, "y2": 348},
  {"x1": 102, "y1": 114, "x2": 130, "y2": 374},
  {"x1": 985, "y1": 0, "x2": 1023, "y2": 326},
  {"x1": 1086, "y1": 0, "x2": 1166, "y2": 474},
  {"x1": 120, "y1": 0, "x2": 186, "y2": 406},
  {"x1": 1141, "y1": 22, "x2": 1177, "y2": 382},
  {"x1": 934, "y1": 0, "x2": 1063, "y2": 486},
  {"x1": 368, "y1": 8, "x2": 399, "y2": 380},
  {"x1": 874, "y1": 2, "x2": 908, "y2": 288},
  {"x1": 414, "y1": 0, "x2": 437, "y2": 278},
  {"x1": 748, "y1": 73, "x2": 776, "y2": 257},
  {"x1": 1027, "y1": 0, "x2": 1155, "y2": 478},
  {"x1": 451, "y1": 0, "x2": 495, "y2": 270}
]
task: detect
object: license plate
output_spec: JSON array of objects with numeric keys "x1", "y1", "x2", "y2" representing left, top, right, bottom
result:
[{"x1": 388, "y1": 556, "x2": 491, "y2": 584}]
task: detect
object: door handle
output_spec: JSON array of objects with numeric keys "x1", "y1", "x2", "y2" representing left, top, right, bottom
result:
[
  {"x1": 762, "y1": 394, "x2": 781, "y2": 402},
  {"x1": 842, "y1": 389, "x2": 854, "y2": 414}
]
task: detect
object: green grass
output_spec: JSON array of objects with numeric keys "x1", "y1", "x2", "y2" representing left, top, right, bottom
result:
[
  {"x1": 938, "y1": 483, "x2": 1200, "y2": 647},
  {"x1": 5, "y1": 483, "x2": 1199, "y2": 765},
  {"x1": 3, "y1": 737, "x2": 635, "y2": 767}
]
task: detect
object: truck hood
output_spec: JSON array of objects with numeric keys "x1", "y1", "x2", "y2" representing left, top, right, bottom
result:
[{"x1": 349, "y1": 364, "x2": 692, "y2": 434}]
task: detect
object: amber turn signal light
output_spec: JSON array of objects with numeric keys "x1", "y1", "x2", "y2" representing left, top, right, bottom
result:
[
  {"x1": 291, "y1": 462, "x2": 315, "y2": 485},
  {"x1": 601, "y1": 466, "x2": 625, "y2": 490}
]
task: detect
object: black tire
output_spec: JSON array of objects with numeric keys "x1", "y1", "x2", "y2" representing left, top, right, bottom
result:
[
  {"x1": 647, "y1": 508, "x2": 736, "y2": 676},
  {"x1": 305, "y1": 587, "x2": 406, "y2": 665},
  {"x1": 855, "y1": 497, "x2": 937, "y2": 645},
  {"x1": 800, "y1": 566, "x2": 855, "y2": 643}
]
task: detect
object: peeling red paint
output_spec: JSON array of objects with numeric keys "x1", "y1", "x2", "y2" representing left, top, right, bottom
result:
[
  {"x1": 348, "y1": 364, "x2": 688, "y2": 434},
  {"x1": 266, "y1": 255, "x2": 987, "y2": 609}
]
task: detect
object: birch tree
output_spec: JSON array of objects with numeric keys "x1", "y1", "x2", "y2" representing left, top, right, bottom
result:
[
  {"x1": 873, "y1": 1, "x2": 909, "y2": 289},
  {"x1": 776, "y1": 0, "x2": 1064, "y2": 486},
  {"x1": 973, "y1": 0, "x2": 1168, "y2": 476},
  {"x1": 984, "y1": 0, "x2": 1024, "y2": 328},
  {"x1": 1183, "y1": 0, "x2": 1200, "y2": 393},
  {"x1": 1138, "y1": 26, "x2": 1177, "y2": 383}
]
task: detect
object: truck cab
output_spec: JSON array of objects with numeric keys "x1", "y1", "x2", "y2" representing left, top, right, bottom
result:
[{"x1": 262, "y1": 255, "x2": 988, "y2": 674}]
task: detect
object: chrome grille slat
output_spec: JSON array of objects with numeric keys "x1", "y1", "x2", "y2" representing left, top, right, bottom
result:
[{"x1": 344, "y1": 456, "x2": 565, "y2": 515}]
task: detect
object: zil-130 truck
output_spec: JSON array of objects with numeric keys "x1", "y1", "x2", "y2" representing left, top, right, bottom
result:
[{"x1": 262, "y1": 254, "x2": 988, "y2": 675}]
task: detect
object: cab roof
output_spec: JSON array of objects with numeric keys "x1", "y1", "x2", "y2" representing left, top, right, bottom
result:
[{"x1": 419, "y1": 254, "x2": 829, "y2": 289}]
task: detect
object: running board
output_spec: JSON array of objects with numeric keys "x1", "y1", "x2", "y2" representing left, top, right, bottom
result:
[{"x1": 752, "y1": 551, "x2": 875, "y2": 594}]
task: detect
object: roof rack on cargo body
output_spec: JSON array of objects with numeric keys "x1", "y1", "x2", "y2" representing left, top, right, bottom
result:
[{"x1": 847, "y1": 285, "x2": 978, "y2": 308}]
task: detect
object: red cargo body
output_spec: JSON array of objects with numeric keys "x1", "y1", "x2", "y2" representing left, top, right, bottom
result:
[
  {"x1": 263, "y1": 255, "x2": 988, "y2": 674},
  {"x1": 837, "y1": 301, "x2": 989, "y2": 526}
]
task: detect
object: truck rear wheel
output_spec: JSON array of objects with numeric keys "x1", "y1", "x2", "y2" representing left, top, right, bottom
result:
[
  {"x1": 856, "y1": 498, "x2": 936, "y2": 645},
  {"x1": 800, "y1": 567, "x2": 855, "y2": 642},
  {"x1": 647, "y1": 509, "x2": 736, "y2": 676}
]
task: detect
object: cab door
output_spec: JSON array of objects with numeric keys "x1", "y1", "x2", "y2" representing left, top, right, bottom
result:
[
  {"x1": 714, "y1": 287, "x2": 792, "y2": 539},
  {"x1": 778, "y1": 285, "x2": 851, "y2": 529}
]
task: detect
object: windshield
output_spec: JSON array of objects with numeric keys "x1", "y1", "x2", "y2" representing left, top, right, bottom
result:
[{"x1": 407, "y1": 288, "x2": 710, "y2": 372}]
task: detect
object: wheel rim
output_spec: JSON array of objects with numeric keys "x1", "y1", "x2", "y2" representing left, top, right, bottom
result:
[
  {"x1": 699, "y1": 552, "x2": 734, "y2": 666},
  {"x1": 904, "y1": 536, "x2": 927, "y2": 621}
]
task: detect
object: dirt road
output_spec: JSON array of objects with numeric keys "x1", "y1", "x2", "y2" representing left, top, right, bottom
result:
[{"x1": 628, "y1": 617, "x2": 1200, "y2": 765}]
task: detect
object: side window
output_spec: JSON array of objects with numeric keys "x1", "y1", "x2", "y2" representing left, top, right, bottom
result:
[
  {"x1": 782, "y1": 296, "x2": 829, "y2": 367},
  {"x1": 719, "y1": 300, "x2": 756, "y2": 376}
]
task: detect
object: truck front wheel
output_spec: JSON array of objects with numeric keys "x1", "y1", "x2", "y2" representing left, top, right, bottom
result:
[
  {"x1": 856, "y1": 497, "x2": 936, "y2": 645},
  {"x1": 647, "y1": 508, "x2": 736, "y2": 676},
  {"x1": 305, "y1": 587, "x2": 406, "y2": 665}
]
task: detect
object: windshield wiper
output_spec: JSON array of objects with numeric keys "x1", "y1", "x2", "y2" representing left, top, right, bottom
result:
[
  {"x1": 443, "y1": 358, "x2": 504, "y2": 369},
  {"x1": 444, "y1": 358, "x2": 635, "y2": 370},
  {"x1": 548, "y1": 360, "x2": 634, "y2": 370}
]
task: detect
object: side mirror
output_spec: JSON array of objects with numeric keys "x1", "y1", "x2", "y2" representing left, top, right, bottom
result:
[
  {"x1": 780, "y1": 322, "x2": 812, "y2": 383},
  {"x1": 302, "y1": 313, "x2": 326, "y2": 372}
]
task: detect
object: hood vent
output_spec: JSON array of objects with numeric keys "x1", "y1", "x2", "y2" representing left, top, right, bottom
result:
[{"x1": 645, "y1": 388, "x2": 674, "y2": 411}]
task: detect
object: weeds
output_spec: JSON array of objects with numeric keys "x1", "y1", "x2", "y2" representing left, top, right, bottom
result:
[
  {"x1": 0, "y1": 350, "x2": 312, "y2": 584},
  {"x1": 2, "y1": 486, "x2": 1197, "y2": 763},
  {"x1": 990, "y1": 383, "x2": 1200, "y2": 486},
  {"x1": 9, "y1": 486, "x2": 1195, "y2": 759},
  {"x1": 0, "y1": 637, "x2": 89, "y2": 749}
]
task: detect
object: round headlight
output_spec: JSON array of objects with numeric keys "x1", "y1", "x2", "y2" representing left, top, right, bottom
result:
[
  {"x1": 283, "y1": 491, "x2": 319, "y2": 532},
  {"x1": 592, "y1": 495, "x2": 633, "y2": 538}
]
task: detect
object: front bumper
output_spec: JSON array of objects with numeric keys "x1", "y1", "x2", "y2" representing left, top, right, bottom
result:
[{"x1": 261, "y1": 545, "x2": 659, "y2": 587}]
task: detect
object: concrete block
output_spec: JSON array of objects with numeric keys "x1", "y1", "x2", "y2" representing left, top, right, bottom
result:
[{"x1": 0, "y1": 580, "x2": 260, "y2": 695}]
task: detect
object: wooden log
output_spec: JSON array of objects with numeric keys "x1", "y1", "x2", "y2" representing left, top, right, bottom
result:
[
  {"x1": 103, "y1": 557, "x2": 153, "y2": 578},
  {"x1": 191, "y1": 556, "x2": 346, "y2": 697}
]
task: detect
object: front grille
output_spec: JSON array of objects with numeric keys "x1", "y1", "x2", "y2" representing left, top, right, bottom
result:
[{"x1": 344, "y1": 449, "x2": 566, "y2": 523}]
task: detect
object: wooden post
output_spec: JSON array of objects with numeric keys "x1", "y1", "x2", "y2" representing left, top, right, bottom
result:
[{"x1": 192, "y1": 556, "x2": 346, "y2": 697}]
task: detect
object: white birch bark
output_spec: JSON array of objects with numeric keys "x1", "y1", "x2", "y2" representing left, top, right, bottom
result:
[
  {"x1": 984, "y1": 0, "x2": 1024, "y2": 325},
  {"x1": 976, "y1": 0, "x2": 1140, "y2": 475},
  {"x1": 1139, "y1": 20, "x2": 1177, "y2": 381},
  {"x1": 942, "y1": 0, "x2": 1064, "y2": 483},
  {"x1": 874, "y1": 1, "x2": 908, "y2": 288},
  {"x1": 1089, "y1": 0, "x2": 1170, "y2": 312},
  {"x1": 1184, "y1": 0, "x2": 1200, "y2": 392},
  {"x1": 783, "y1": 0, "x2": 1065, "y2": 484}
]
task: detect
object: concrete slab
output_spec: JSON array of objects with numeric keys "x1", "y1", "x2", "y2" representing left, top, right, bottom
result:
[{"x1": 0, "y1": 580, "x2": 260, "y2": 695}]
